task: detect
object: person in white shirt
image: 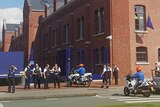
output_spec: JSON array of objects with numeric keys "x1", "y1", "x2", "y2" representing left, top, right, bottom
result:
[
  {"x1": 101, "y1": 64, "x2": 109, "y2": 88},
  {"x1": 43, "y1": 64, "x2": 51, "y2": 89},
  {"x1": 32, "y1": 63, "x2": 42, "y2": 88},
  {"x1": 52, "y1": 64, "x2": 61, "y2": 88}
]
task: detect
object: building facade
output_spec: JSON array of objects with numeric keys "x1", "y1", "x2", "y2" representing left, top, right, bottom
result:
[
  {"x1": 2, "y1": 19, "x2": 21, "y2": 52},
  {"x1": 3, "y1": 0, "x2": 160, "y2": 84},
  {"x1": 35, "y1": 0, "x2": 160, "y2": 83}
]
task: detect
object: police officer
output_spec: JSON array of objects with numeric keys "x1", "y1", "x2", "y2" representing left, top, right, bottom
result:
[
  {"x1": 106, "y1": 63, "x2": 112, "y2": 85},
  {"x1": 52, "y1": 64, "x2": 61, "y2": 88},
  {"x1": 113, "y1": 64, "x2": 119, "y2": 85},
  {"x1": 8, "y1": 65, "x2": 17, "y2": 93},
  {"x1": 101, "y1": 64, "x2": 109, "y2": 88},
  {"x1": 33, "y1": 63, "x2": 42, "y2": 88},
  {"x1": 43, "y1": 64, "x2": 51, "y2": 89},
  {"x1": 24, "y1": 63, "x2": 32, "y2": 89}
]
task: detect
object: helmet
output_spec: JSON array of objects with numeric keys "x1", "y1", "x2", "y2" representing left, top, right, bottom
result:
[
  {"x1": 79, "y1": 64, "x2": 84, "y2": 67},
  {"x1": 136, "y1": 67, "x2": 141, "y2": 71}
]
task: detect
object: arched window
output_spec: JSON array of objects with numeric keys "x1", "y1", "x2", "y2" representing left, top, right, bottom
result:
[
  {"x1": 136, "y1": 47, "x2": 148, "y2": 62},
  {"x1": 135, "y1": 5, "x2": 146, "y2": 31}
]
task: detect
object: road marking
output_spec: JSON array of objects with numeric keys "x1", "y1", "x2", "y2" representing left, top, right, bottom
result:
[
  {"x1": 0, "y1": 101, "x2": 11, "y2": 103},
  {"x1": 94, "y1": 95, "x2": 160, "y2": 104},
  {"x1": 125, "y1": 100, "x2": 160, "y2": 103},
  {"x1": 0, "y1": 103, "x2": 4, "y2": 107},
  {"x1": 45, "y1": 98, "x2": 58, "y2": 101},
  {"x1": 93, "y1": 95, "x2": 107, "y2": 98},
  {"x1": 109, "y1": 95, "x2": 160, "y2": 103}
]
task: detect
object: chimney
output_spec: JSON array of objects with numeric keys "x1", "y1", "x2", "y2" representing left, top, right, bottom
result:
[
  {"x1": 45, "y1": 3, "x2": 50, "y2": 18},
  {"x1": 53, "y1": 0, "x2": 58, "y2": 12},
  {"x1": 3, "y1": 19, "x2": 6, "y2": 30}
]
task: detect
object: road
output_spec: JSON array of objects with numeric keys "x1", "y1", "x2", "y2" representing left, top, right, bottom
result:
[{"x1": 1, "y1": 94, "x2": 160, "y2": 107}]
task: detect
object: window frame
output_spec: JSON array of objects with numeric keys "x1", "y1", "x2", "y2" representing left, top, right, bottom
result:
[
  {"x1": 135, "y1": 5, "x2": 146, "y2": 31},
  {"x1": 136, "y1": 47, "x2": 148, "y2": 62}
]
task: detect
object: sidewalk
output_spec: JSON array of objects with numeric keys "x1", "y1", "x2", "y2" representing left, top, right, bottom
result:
[{"x1": 0, "y1": 81, "x2": 123, "y2": 101}]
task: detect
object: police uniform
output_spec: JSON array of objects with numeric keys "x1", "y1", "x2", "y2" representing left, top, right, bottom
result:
[
  {"x1": 53, "y1": 67, "x2": 61, "y2": 88},
  {"x1": 33, "y1": 67, "x2": 42, "y2": 88},
  {"x1": 24, "y1": 66, "x2": 31, "y2": 89},
  {"x1": 113, "y1": 67, "x2": 119, "y2": 85},
  {"x1": 8, "y1": 65, "x2": 17, "y2": 93},
  {"x1": 43, "y1": 67, "x2": 50, "y2": 89}
]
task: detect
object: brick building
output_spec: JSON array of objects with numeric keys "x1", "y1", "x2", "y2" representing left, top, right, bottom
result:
[
  {"x1": 2, "y1": 0, "x2": 160, "y2": 83},
  {"x1": 34, "y1": 0, "x2": 160, "y2": 83},
  {"x1": 23, "y1": 0, "x2": 53, "y2": 64},
  {"x1": 2, "y1": 19, "x2": 21, "y2": 52}
]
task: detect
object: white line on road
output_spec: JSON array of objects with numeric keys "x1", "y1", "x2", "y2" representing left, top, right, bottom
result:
[
  {"x1": 0, "y1": 103, "x2": 4, "y2": 107},
  {"x1": 118, "y1": 97, "x2": 160, "y2": 101},
  {"x1": 0, "y1": 101, "x2": 11, "y2": 103},
  {"x1": 93, "y1": 95, "x2": 107, "y2": 98},
  {"x1": 45, "y1": 98, "x2": 58, "y2": 101},
  {"x1": 125, "y1": 100, "x2": 160, "y2": 103}
]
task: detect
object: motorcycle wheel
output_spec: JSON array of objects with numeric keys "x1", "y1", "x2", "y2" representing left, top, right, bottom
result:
[
  {"x1": 124, "y1": 87, "x2": 130, "y2": 96},
  {"x1": 143, "y1": 92, "x2": 151, "y2": 97},
  {"x1": 66, "y1": 81, "x2": 72, "y2": 87},
  {"x1": 84, "y1": 80, "x2": 91, "y2": 87}
]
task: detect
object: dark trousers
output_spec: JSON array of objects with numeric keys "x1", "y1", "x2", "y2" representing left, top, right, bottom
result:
[
  {"x1": 8, "y1": 77, "x2": 15, "y2": 93},
  {"x1": 34, "y1": 75, "x2": 41, "y2": 88},
  {"x1": 101, "y1": 78, "x2": 108, "y2": 88},
  {"x1": 108, "y1": 72, "x2": 111, "y2": 85},
  {"x1": 113, "y1": 73, "x2": 118, "y2": 85},
  {"x1": 24, "y1": 77, "x2": 30, "y2": 89},
  {"x1": 44, "y1": 76, "x2": 49, "y2": 89},
  {"x1": 54, "y1": 74, "x2": 60, "y2": 88}
]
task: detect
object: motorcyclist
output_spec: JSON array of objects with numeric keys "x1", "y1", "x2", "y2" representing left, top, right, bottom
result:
[
  {"x1": 76, "y1": 64, "x2": 86, "y2": 75},
  {"x1": 75, "y1": 64, "x2": 86, "y2": 81},
  {"x1": 132, "y1": 67, "x2": 144, "y2": 91}
]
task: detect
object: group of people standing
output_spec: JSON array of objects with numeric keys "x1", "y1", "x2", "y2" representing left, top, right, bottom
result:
[
  {"x1": 101, "y1": 64, "x2": 119, "y2": 88},
  {"x1": 24, "y1": 63, "x2": 61, "y2": 90}
]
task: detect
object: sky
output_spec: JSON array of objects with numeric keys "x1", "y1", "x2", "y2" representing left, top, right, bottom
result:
[{"x1": 0, "y1": 0, "x2": 24, "y2": 40}]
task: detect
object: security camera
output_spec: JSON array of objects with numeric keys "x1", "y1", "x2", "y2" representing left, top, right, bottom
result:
[{"x1": 106, "y1": 35, "x2": 112, "y2": 40}]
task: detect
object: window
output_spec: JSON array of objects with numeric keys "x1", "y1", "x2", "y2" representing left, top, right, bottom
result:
[
  {"x1": 94, "y1": 8, "x2": 104, "y2": 34},
  {"x1": 64, "y1": 24, "x2": 69, "y2": 43},
  {"x1": 93, "y1": 47, "x2": 106, "y2": 64},
  {"x1": 158, "y1": 48, "x2": 160, "y2": 62},
  {"x1": 52, "y1": 29, "x2": 57, "y2": 47},
  {"x1": 77, "y1": 17, "x2": 84, "y2": 39},
  {"x1": 78, "y1": 50, "x2": 85, "y2": 64},
  {"x1": 136, "y1": 47, "x2": 148, "y2": 62},
  {"x1": 135, "y1": 5, "x2": 146, "y2": 31},
  {"x1": 44, "y1": 33, "x2": 48, "y2": 49}
]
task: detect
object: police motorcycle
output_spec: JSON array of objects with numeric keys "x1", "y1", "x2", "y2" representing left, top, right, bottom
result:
[
  {"x1": 124, "y1": 74, "x2": 156, "y2": 97},
  {"x1": 66, "y1": 68, "x2": 92, "y2": 87}
]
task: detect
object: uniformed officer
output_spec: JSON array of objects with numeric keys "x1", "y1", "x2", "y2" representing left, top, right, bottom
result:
[
  {"x1": 24, "y1": 63, "x2": 32, "y2": 89},
  {"x1": 43, "y1": 64, "x2": 51, "y2": 89},
  {"x1": 52, "y1": 64, "x2": 61, "y2": 88},
  {"x1": 113, "y1": 64, "x2": 119, "y2": 85},
  {"x1": 8, "y1": 65, "x2": 17, "y2": 93},
  {"x1": 32, "y1": 63, "x2": 42, "y2": 88}
]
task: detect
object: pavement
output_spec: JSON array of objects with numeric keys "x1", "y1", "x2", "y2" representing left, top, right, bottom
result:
[{"x1": 0, "y1": 81, "x2": 123, "y2": 101}]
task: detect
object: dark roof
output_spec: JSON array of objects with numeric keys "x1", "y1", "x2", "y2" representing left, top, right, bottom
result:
[
  {"x1": 6, "y1": 24, "x2": 20, "y2": 32},
  {"x1": 27, "y1": 0, "x2": 53, "y2": 11}
]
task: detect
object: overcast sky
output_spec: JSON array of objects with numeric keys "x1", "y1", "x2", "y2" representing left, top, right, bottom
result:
[{"x1": 0, "y1": 0, "x2": 24, "y2": 40}]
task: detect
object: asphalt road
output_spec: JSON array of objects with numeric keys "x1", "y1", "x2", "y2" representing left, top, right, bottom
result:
[
  {"x1": 0, "y1": 96, "x2": 120, "y2": 107},
  {"x1": 1, "y1": 95, "x2": 160, "y2": 107}
]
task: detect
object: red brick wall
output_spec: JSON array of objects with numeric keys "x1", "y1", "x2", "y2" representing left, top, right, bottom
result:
[{"x1": 129, "y1": 0, "x2": 160, "y2": 78}]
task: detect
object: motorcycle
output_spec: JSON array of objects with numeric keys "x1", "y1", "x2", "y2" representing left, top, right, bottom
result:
[
  {"x1": 66, "y1": 69, "x2": 92, "y2": 87},
  {"x1": 124, "y1": 74, "x2": 155, "y2": 97}
]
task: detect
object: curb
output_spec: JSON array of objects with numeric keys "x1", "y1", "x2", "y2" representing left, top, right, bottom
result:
[{"x1": 0, "y1": 93, "x2": 97, "y2": 101}]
